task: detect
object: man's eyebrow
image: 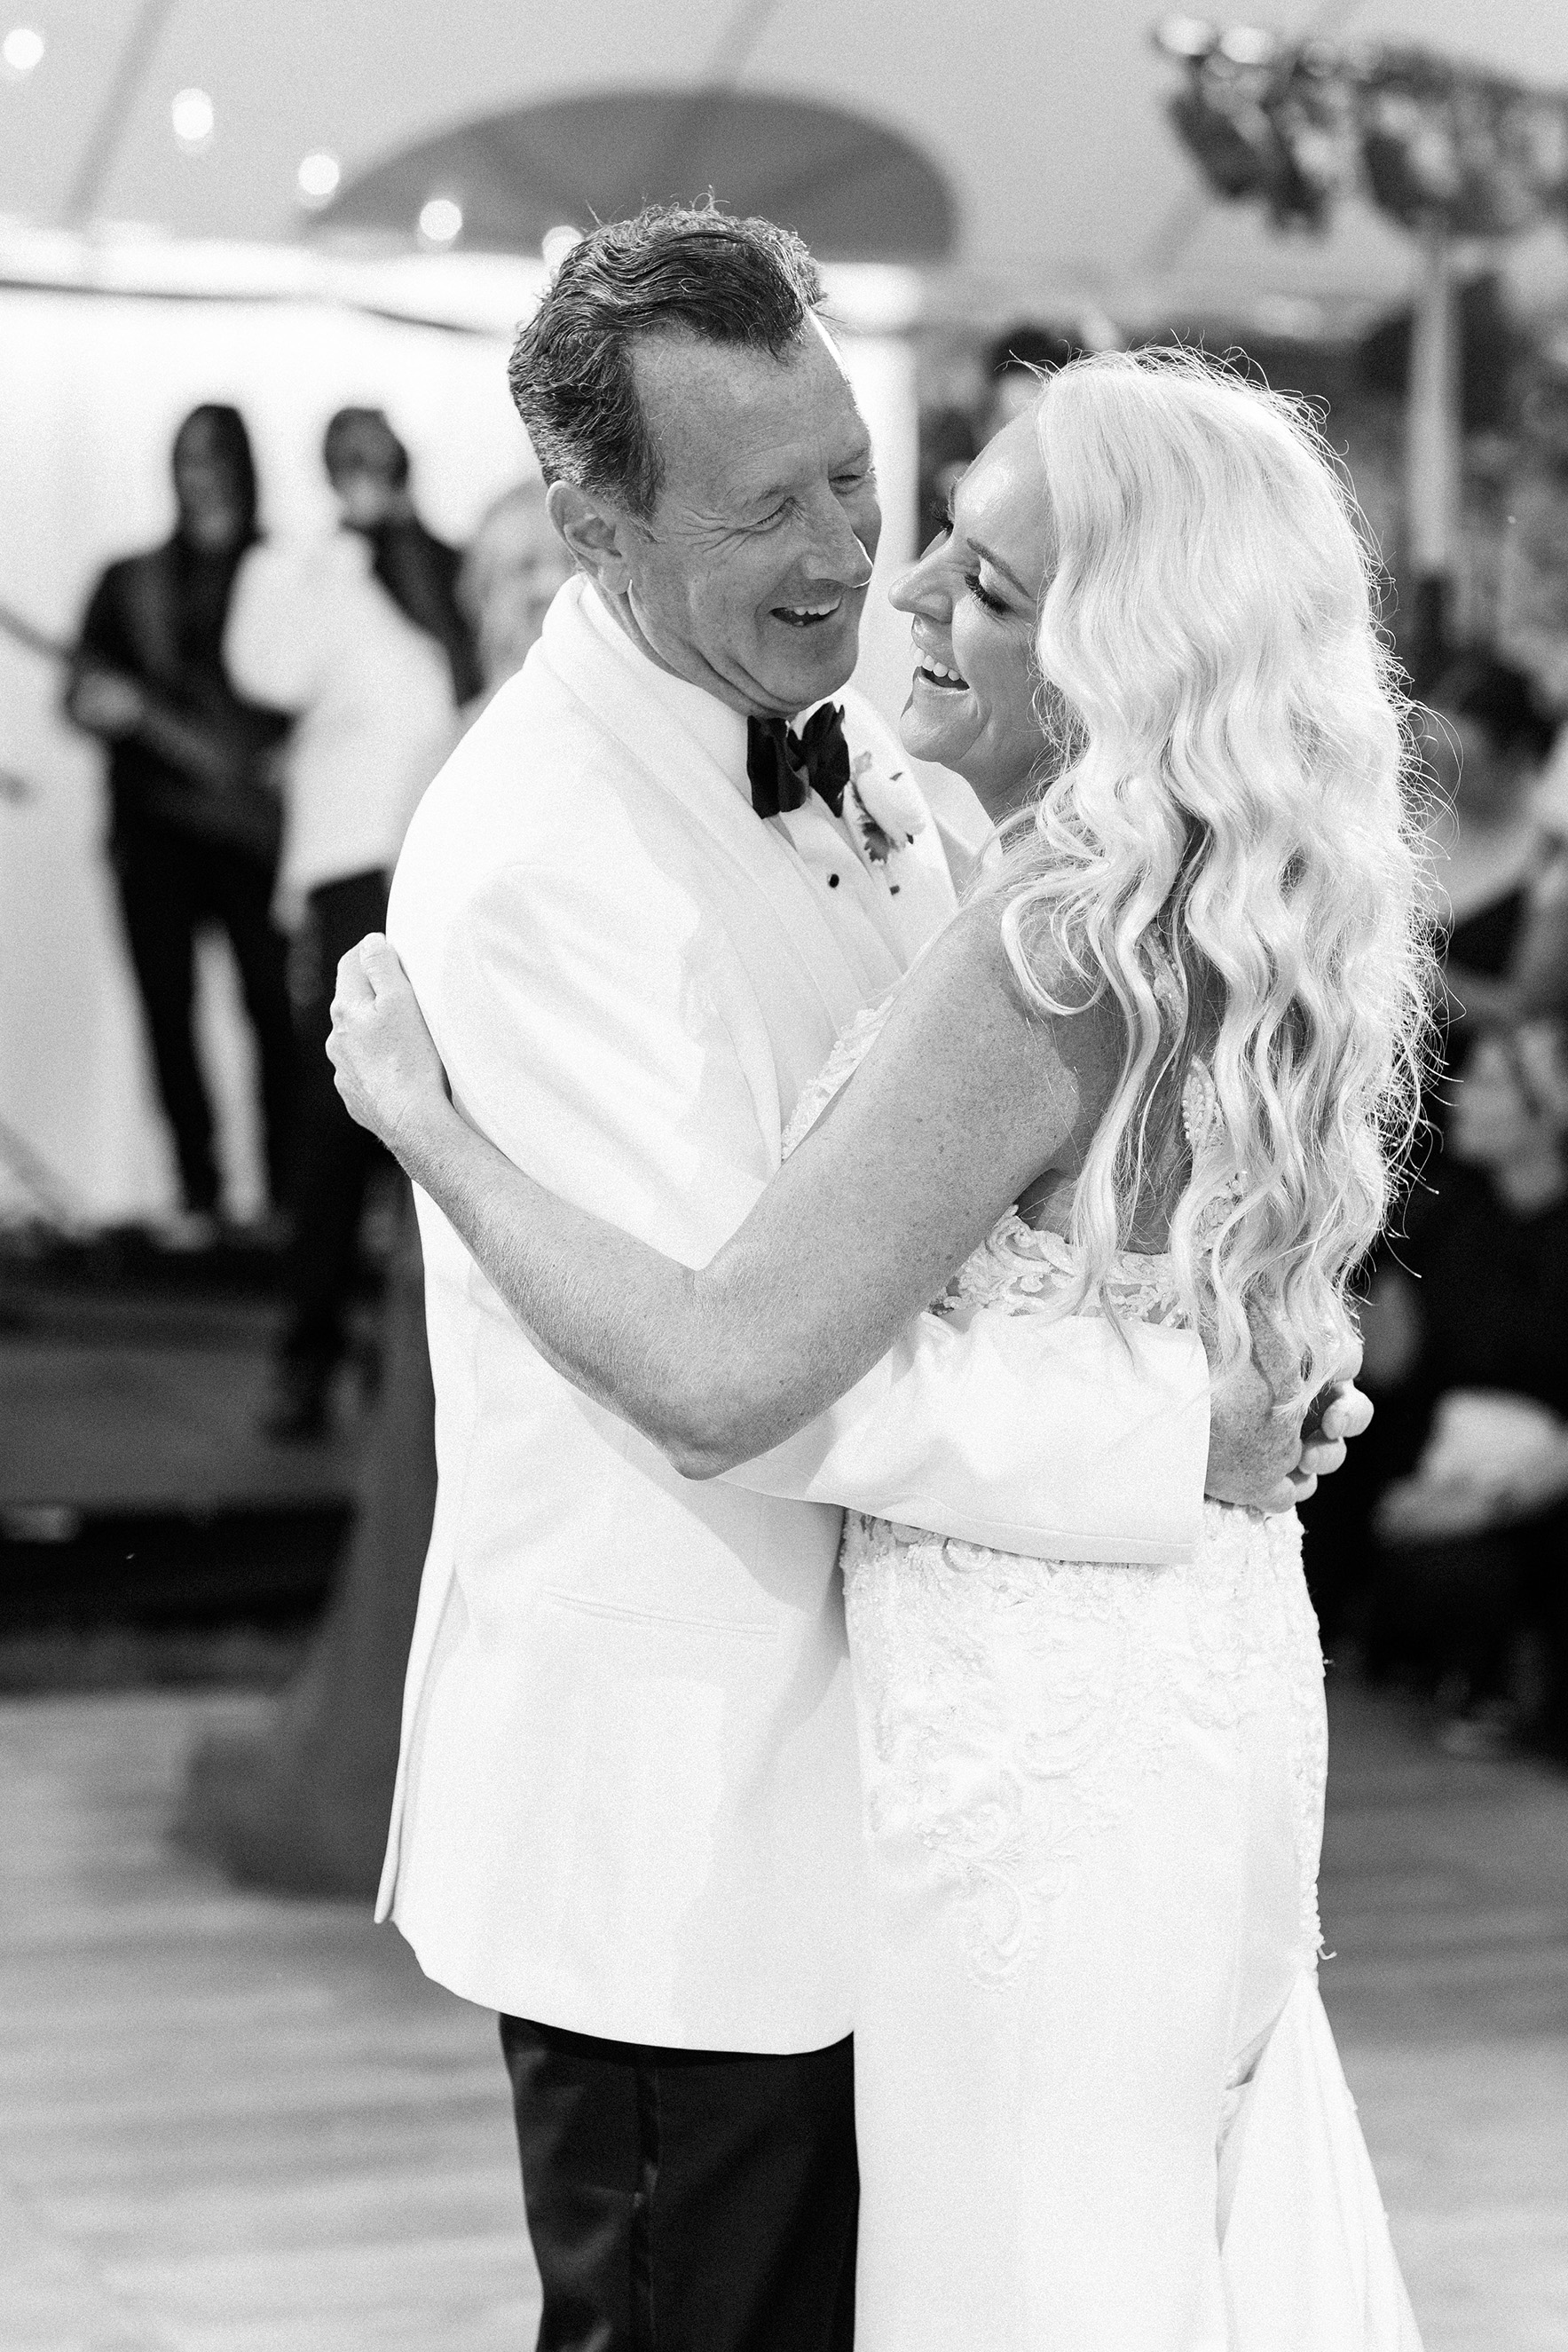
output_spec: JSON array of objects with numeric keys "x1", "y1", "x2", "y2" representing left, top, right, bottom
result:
[{"x1": 967, "y1": 536, "x2": 1031, "y2": 602}]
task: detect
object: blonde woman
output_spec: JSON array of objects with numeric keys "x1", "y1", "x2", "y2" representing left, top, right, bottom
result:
[{"x1": 331, "y1": 353, "x2": 1429, "y2": 2348}]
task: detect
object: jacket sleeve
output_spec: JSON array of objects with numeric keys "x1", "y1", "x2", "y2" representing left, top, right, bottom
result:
[
  {"x1": 403, "y1": 789, "x2": 1210, "y2": 1569},
  {"x1": 728, "y1": 1310, "x2": 1209, "y2": 1566}
]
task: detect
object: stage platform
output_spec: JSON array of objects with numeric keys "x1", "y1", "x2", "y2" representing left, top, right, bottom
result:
[
  {"x1": 0, "y1": 1233, "x2": 366, "y2": 1645},
  {"x1": 0, "y1": 1231, "x2": 365, "y2": 1517},
  {"x1": 0, "y1": 1675, "x2": 1562, "y2": 2349}
]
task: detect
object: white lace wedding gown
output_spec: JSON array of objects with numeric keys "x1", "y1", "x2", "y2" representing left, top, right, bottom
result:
[{"x1": 784, "y1": 1004, "x2": 1422, "y2": 2352}]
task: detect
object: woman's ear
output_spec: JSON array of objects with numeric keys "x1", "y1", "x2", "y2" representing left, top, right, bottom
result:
[{"x1": 547, "y1": 481, "x2": 632, "y2": 593}]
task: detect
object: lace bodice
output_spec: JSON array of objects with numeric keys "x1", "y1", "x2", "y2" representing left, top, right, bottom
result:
[
  {"x1": 785, "y1": 993, "x2": 1328, "y2": 1994},
  {"x1": 784, "y1": 991, "x2": 1193, "y2": 1330}
]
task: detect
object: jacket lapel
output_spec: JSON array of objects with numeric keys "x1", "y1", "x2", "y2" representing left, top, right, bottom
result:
[{"x1": 542, "y1": 581, "x2": 873, "y2": 1040}]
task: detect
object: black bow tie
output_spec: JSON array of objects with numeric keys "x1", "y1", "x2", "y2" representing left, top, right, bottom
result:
[{"x1": 746, "y1": 703, "x2": 852, "y2": 822}]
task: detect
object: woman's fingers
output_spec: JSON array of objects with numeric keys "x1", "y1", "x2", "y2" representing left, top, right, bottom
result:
[
  {"x1": 1319, "y1": 1382, "x2": 1374, "y2": 1445},
  {"x1": 332, "y1": 943, "x2": 375, "y2": 1017},
  {"x1": 1297, "y1": 1431, "x2": 1348, "y2": 1481},
  {"x1": 357, "y1": 932, "x2": 406, "y2": 998}
]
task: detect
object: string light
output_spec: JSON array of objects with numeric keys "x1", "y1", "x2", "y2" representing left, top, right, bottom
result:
[
  {"x1": 2, "y1": 25, "x2": 44, "y2": 77},
  {"x1": 296, "y1": 151, "x2": 341, "y2": 207},
  {"x1": 418, "y1": 195, "x2": 462, "y2": 246},
  {"x1": 171, "y1": 87, "x2": 214, "y2": 152}
]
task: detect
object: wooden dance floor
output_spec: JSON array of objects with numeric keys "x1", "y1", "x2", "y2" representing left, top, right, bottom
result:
[
  {"x1": 0, "y1": 1678, "x2": 1564, "y2": 2351},
  {"x1": 0, "y1": 1694, "x2": 540, "y2": 2351}
]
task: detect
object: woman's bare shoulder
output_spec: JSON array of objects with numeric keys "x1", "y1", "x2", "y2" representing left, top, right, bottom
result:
[{"x1": 898, "y1": 890, "x2": 1124, "y2": 1094}]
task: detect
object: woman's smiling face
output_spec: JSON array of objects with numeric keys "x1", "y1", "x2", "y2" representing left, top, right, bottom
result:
[{"x1": 890, "y1": 407, "x2": 1054, "y2": 821}]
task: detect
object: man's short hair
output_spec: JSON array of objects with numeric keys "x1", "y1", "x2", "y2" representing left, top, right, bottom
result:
[{"x1": 508, "y1": 203, "x2": 823, "y2": 520}]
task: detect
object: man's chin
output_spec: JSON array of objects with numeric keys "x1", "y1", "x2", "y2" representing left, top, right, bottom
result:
[{"x1": 756, "y1": 604, "x2": 863, "y2": 706}]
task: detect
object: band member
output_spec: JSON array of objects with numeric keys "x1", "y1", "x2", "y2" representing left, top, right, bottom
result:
[{"x1": 67, "y1": 404, "x2": 295, "y2": 1235}]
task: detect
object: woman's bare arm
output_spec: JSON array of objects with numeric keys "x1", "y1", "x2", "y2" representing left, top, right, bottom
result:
[{"x1": 332, "y1": 905, "x2": 1113, "y2": 1477}]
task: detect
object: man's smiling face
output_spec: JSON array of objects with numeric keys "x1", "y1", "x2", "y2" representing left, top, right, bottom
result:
[{"x1": 614, "y1": 322, "x2": 880, "y2": 719}]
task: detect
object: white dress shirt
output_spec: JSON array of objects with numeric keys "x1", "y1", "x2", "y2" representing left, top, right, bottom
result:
[{"x1": 226, "y1": 530, "x2": 460, "y2": 917}]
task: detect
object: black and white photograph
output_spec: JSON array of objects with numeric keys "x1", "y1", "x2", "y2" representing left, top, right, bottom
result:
[{"x1": 2, "y1": 4, "x2": 1567, "y2": 2348}]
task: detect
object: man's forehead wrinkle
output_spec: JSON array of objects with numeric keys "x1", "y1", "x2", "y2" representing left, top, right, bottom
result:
[{"x1": 634, "y1": 328, "x2": 865, "y2": 456}]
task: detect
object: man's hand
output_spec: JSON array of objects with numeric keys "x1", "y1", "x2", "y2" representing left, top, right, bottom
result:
[
  {"x1": 1205, "y1": 1322, "x2": 1372, "y2": 1515},
  {"x1": 71, "y1": 667, "x2": 146, "y2": 738}
]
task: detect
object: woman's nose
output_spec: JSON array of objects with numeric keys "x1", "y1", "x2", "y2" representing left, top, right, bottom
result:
[{"x1": 889, "y1": 541, "x2": 952, "y2": 618}]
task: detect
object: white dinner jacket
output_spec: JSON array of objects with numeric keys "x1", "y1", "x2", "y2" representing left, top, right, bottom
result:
[{"x1": 378, "y1": 575, "x2": 1210, "y2": 2051}]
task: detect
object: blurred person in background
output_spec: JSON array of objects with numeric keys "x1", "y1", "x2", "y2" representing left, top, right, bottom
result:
[
  {"x1": 981, "y1": 320, "x2": 1082, "y2": 442},
  {"x1": 1422, "y1": 654, "x2": 1568, "y2": 1071},
  {"x1": 227, "y1": 406, "x2": 474, "y2": 1440},
  {"x1": 66, "y1": 404, "x2": 295, "y2": 1241},
  {"x1": 456, "y1": 477, "x2": 573, "y2": 712},
  {"x1": 1496, "y1": 364, "x2": 1568, "y2": 714},
  {"x1": 1369, "y1": 1025, "x2": 1568, "y2": 1755},
  {"x1": 915, "y1": 399, "x2": 980, "y2": 555},
  {"x1": 1307, "y1": 655, "x2": 1568, "y2": 1638}
]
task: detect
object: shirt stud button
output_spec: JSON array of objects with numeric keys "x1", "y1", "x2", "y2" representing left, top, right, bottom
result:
[{"x1": 827, "y1": 873, "x2": 839, "y2": 888}]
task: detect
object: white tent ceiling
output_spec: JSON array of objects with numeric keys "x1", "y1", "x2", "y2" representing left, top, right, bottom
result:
[{"x1": 4, "y1": 0, "x2": 1568, "y2": 333}]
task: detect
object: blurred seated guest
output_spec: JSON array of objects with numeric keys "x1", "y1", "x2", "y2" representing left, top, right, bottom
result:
[
  {"x1": 67, "y1": 405, "x2": 295, "y2": 1238},
  {"x1": 1369, "y1": 1026, "x2": 1568, "y2": 1752},
  {"x1": 454, "y1": 477, "x2": 572, "y2": 711},
  {"x1": 1308, "y1": 660, "x2": 1563, "y2": 1637},
  {"x1": 1422, "y1": 654, "x2": 1568, "y2": 1072},
  {"x1": 227, "y1": 407, "x2": 472, "y2": 1438},
  {"x1": 1495, "y1": 364, "x2": 1568, "y2": 714},
  {"x1": 982, "y1": 322, "x2": 1083, "y2": 442}
]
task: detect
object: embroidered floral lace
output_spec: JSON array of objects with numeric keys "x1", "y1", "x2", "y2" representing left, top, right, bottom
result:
[{"x1": 784, "y1": 995, "x2": 1327, "y2": 1993}]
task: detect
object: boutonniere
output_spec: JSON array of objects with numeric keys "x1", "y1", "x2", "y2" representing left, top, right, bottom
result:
[{"x1": 843, "y1": 751, "x2": 929, "y2": 875}]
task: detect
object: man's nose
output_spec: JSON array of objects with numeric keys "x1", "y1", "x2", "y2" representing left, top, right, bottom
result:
[{"x1": 797, "y1": 488, "x2": 877, "y2": 589}]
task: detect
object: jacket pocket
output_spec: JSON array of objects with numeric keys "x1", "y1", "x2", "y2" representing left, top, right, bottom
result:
[{"x1": 541, "y1": 1587, "x2": 778, "y2": 1640}]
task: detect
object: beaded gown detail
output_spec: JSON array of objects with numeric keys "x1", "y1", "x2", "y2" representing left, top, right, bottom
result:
[{"x1": 784, "y1": 1000, "x2": 1422, "y2": 2352}]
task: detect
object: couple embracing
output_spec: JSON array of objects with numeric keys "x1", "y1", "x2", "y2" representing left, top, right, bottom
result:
[{"x1": 329, "y1": 207, "x2": 1426, "y2": 2349}]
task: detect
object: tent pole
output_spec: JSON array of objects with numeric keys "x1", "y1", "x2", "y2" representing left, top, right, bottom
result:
[
  {"x1": 60, "y1": 0, "x2": 180, "y2": 230},
  {"x1": 1404, "y1": 215, "x2": 1461, "y2": 691},
  {"x1": 629, "y1": 0, "x2": 786, "y2": 209}
]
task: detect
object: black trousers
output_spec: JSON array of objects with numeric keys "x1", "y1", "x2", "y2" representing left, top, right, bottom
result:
[
  {"x1": 280, "y1": 867, "x2": 390, "y2": 1374},
  {"x1": 114, "y1": 827, "x2": 295, "y2": 1213},
  {"x1": 498, "y1": 2017, "x2": 858, "y2": 2352}
]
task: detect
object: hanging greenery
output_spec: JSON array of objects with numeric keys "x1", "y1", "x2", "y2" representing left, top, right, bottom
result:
[{"x1": 1153, "y1": 19, "x2": 1568, "y2": 238}]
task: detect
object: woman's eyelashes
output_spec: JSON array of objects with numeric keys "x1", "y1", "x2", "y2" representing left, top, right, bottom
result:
[
  {"x1": 965, "y1": 571, "x2": 1009, "y2": 616},
  {"x1": 921, "y1": 516, "x2": 1009, "y2": 613}
]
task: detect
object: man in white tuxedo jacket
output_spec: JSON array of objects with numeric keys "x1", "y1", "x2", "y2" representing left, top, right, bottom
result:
[{"x1": 378, "y1": 209, "x2": 1328, "y2": 2352}]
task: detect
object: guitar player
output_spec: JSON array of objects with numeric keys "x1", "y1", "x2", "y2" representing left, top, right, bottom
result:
[{"x1": 66, "y1": 405, "x2": 295, "y2": 1240}]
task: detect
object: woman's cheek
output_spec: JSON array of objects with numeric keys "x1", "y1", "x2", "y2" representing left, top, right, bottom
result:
[{"x1": 950, "y1": 608, "x2": 989, "y2": 704}]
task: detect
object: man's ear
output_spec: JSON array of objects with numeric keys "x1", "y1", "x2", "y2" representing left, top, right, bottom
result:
[{"x1": 547, "y1": 481, "x2": 634, "y2": 593}]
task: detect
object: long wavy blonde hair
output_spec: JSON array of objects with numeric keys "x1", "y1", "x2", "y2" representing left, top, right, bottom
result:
[{"x1": 994, "y1": 350, "x2": 1434, "y2": 1405}]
